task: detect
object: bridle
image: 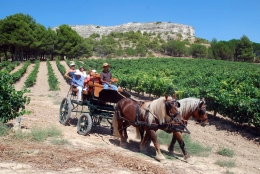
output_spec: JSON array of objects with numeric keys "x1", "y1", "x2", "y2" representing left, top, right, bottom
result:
[
  {"x1": 165, "y1": 100, "x2": 181, "y2": 119},
  {"x1": 194, "y1": 101, "x2": 208, "y2": 124}
]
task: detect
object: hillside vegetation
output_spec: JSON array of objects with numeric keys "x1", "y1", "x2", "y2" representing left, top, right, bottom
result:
[{"x1": 0, "y1": 13, "x2": 260, "y2": 62}]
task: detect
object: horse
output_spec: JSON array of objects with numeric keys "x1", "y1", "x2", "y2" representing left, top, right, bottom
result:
[
  {"x1": 142, "y1": 97, "x2": 208, "y2": 163},
  {"x1": 112, "y1": 96, "x2": 181, "y2": 162}
]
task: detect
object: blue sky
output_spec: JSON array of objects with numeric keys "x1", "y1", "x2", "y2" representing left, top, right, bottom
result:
[{"x1": 1, "y1": 0, "x2": 260, "y2": 43}]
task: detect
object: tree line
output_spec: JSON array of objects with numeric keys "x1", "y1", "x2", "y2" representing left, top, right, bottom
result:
[{"x1": 0, "y1": 13, "x2": 260, "y2": 62}]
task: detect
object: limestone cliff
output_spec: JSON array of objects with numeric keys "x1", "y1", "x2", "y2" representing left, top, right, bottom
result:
[{"x1": 55, "y1": 22, "x2": 195, "y2": 40}]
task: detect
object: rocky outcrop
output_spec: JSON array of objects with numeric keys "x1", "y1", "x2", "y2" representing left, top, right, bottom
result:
[{"x1": 56, "y1": 22, "x2": 195, "y2": 39}]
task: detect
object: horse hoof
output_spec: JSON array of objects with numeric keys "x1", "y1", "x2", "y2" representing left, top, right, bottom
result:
[
  {"x1": 155, "y1": 155, "x2": 166, "y2": 162},
  {"x1": 185, "y1": 156, "x2": 194, "y2": 165},
  {"x1": 168, "y1": 150, "x2": 174, "y2": 155},
  {"x1": 140, "y1": 147, "x2": 147, "y2": 154},
  {"x1": 120, "y1": 143, "x2": 127, "y2": 148}
]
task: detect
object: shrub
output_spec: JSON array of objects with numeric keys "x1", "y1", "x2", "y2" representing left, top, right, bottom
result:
[
  {"x1": 215, "y1": 160, "x2": 236, "y2": 168},
  {"x1": 217, "y1": 147, "x2": 235, "y2": 157},
  {"x1": 0, "y1": 122, "x2": 10, "y2": 136},
  {"x1": 0, "y1": 71, "x2": 30, "y2": 123}
]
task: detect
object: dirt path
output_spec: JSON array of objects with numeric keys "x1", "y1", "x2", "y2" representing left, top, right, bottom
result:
[
  {"x1": 28, "y1": 61, "x2": 49, "y2": 94},
  {"x1": 50, "y1": 60, "x2": 68, "y2": 98},
  {"x1": 14, "y1": 64, "x2": 34, "y2": 91},
  {"x1": 2, "y1": 61, "x2": 260, "y2": 174},
  {"x1": 10, "y1": 62, "x2": 24, "y2": 74},
  {"x1": 60, "y1": 60, "x2": 69, "y2": 69}
]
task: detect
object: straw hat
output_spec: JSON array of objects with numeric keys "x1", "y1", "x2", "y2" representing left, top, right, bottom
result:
[
  {"x1": 74, "y1": 69, "x2": 82, "y2": 75},
  {"x1": 102, "y1": 62, "x2": 110, "y2": 68}
]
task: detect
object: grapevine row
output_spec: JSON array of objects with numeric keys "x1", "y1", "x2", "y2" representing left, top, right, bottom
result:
[
  {"x1": 0, "y1": 61, "x2": 11, "y2": 70},
  {"x1": 47, "y1": 60, "x2": 59, "y2": 91},
  {"x1": 55, "y1": 58, "x2": 66, "y2": 76},
  {"x1": 11, "y1": 60, "x2": 30, "y2": 83},
  {"x1": 24, "y1": 60, "x2": 40, "y2": 88}
]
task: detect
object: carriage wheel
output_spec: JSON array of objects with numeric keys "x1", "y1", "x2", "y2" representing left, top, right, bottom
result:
[
  {"x1": 59, "y1": 97, "x2": 72, "y2": 125},
  {"x1": 77, "y1": 113, "x2": 92, "y2": 136}
]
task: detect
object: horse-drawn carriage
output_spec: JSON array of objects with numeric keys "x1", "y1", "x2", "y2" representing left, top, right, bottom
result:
[
  {"x1": 59, "y1": 72, "x2": 130, "y2": 135},
  {"x1": 59, "y1": 71, "x2": 208, "y2": 162}
]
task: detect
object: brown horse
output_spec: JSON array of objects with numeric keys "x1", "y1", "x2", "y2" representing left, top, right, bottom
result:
[
  {"x1": 112, "y1": 96, "x2": 181, "y2": 162},
  {"x1": 142, "y1": 97, "x2": 208, "y2": 163}
]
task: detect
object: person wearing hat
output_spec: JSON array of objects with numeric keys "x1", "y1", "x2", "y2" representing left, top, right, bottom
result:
[
  {"x1": 79, "y1": 66, "x2": 87, "y2": 78},
  {"x1": 71, "y1": 69, "x2": 85, "y2": 102},
  {"x1": 64, "y1": 63, "x2": 76, "y2": 84},
  {"x1": 100, "y1": 63, "x2": 118, "y2": 91}
]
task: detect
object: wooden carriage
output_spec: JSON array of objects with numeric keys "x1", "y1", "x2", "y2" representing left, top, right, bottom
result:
[{"x1": 59, "y1": 72, "x2": 130, "y2": 135}]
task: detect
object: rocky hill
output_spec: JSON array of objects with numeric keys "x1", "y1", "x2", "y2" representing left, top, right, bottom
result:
[{"x1": 60, "y1": 22, "x2": 195, "y2": 40}]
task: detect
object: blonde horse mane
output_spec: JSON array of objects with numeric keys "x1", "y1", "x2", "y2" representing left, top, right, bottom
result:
[
  {"x1": 142, "y1": 97, "x2": 175, "y2": 125},
  {"x1": 178, "y1": 97, "x2": 202, "y2": 119}
]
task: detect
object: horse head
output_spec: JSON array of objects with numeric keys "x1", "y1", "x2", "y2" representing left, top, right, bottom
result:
[
  {"x1": 192, "y1": 98, "x2": 208, "y2": 126},
  {"x1": 164, "y1": 95, "x2": 181, "y2": 121}
]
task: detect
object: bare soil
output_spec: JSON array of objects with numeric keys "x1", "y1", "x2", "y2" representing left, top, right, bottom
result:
[{"x1": 1, "y1": 60, "x2": 260, "y2": 174}]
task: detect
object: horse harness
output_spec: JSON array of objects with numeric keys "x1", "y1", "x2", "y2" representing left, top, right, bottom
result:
[{"x1": 116, "y1": 99, "x2": 186, "y2": 132}]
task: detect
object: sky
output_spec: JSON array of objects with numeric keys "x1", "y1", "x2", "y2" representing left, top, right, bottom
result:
[{"x1": 1, "y1": 0, "x2": 260, "y2": 43}]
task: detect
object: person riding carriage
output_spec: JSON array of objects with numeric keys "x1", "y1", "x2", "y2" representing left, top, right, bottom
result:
[
  {"x1": 100, "y1": 62, "x2": 118, "y2": 91},
  {"x1": 64, "y1": 63, "x2": 76, "y2": 84}
]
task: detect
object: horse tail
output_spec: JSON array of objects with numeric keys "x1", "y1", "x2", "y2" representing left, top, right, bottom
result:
[
  {"x1": 135, "y1": 127, "x2": 141, "y2": 139},
  {"x1": 112, "y1": 105, "x2": 120, "y2": 138}
]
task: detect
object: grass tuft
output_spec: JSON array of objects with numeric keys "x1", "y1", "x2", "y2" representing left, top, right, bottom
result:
[
  {"x1": 225, "y1": 170, "x2": 235, "y2": 174},
  {"x1": 30, "y1": 126, "x2": 62, "y2": 142},
  {"x1": 215, "y1": 160, "x2": 236, "y2": 168},
  {"x1": 217, "y1": 147, "x2": 235, "y2": 157},
  {"x1": 50, "y1": 138, "x2": 68, "y2": 145},
  {"x1": 0, "y1": 122, "x2": 10, "y2": 136},
  {"x1": 157, "y1": 130, "x2": 211, "y2": 156},
  {"x1": 13, "y1": 125, "x2": 62, "y2": 142}
]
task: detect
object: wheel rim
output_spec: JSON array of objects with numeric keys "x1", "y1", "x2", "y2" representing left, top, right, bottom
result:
[{"x1": 78, "y1": 115, "x2": 89, "y2": 133}]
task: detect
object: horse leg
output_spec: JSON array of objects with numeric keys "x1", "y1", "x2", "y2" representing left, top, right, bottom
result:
[
  {"x1": 149, "y1": 129, "x2": 165, "y2": 162},
  {"x1": 118, "y1": 120, "x2": 127, "y2": 148},
  {"x1": 123, "y1": 121, "x2": 128, "y2": 140},
  {"x1": 140, "y1": 129, "x2": 149, "y2": 153},
  {"x1": 139, "y1": 127, "x2": 144, "y2": 141},
  {"x1": 168, "y1": 132, "x2": 177, "y2": 154},
  {"x1": 175, "y1": 132, "x2": 194, "y2": 164}
]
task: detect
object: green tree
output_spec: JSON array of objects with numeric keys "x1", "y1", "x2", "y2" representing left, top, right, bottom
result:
[
  {"x1": 55, "y1": 24, "x2": 82, "y2": 59},
  {"x1": 0, "y1": 13, "x2": 36, "y2": 61},
  {"x1": 237, "y1": 35, "x2": 255, "y2": 62},
  {"x1": 214, "y1": 41, "x2": 232, "y2": 60},
  {"x1": 166, "y1": 40, "x2": 187, "y2": 56},
  {"x1": 190, "y1": 44, "x2": 207, "y2": 58}
]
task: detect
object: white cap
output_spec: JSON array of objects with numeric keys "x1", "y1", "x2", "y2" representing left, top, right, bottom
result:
[
  {"x1": 70, "y1": 63, "x2": 75, "y2": 67},
  {"x1": 92, "y1": 70, "x2": 97, "y2": 73},
  {"x1": 74, "y1": 69, "x2": 81, "y2": 75}
]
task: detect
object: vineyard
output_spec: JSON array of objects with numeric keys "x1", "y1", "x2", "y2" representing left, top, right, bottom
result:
[
  {"x1": 1, "y1": 57, "x2": 259, "y2": 128},
  {"x1": 81, "y1": 58, "x2": 260, "y2": 128},
  {"x1": 0, "y1": 57, "x2": 260, "y2": 173}
]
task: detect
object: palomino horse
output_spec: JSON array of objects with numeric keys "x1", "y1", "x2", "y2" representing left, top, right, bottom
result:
[
  {"x1": 143, "y1": 97, "x2": 208, "y2": 163},
  {"x1": 112, "y1": 96, "x2": 181, "y2": 162}
]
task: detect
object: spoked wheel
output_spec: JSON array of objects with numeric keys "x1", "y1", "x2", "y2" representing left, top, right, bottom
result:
[
  {"x1": 77, "y1": 113, "x2": 92, "y2": 136},
  {"x1": 59, "y1": 97, "x2": 72, "y2": 125}
]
